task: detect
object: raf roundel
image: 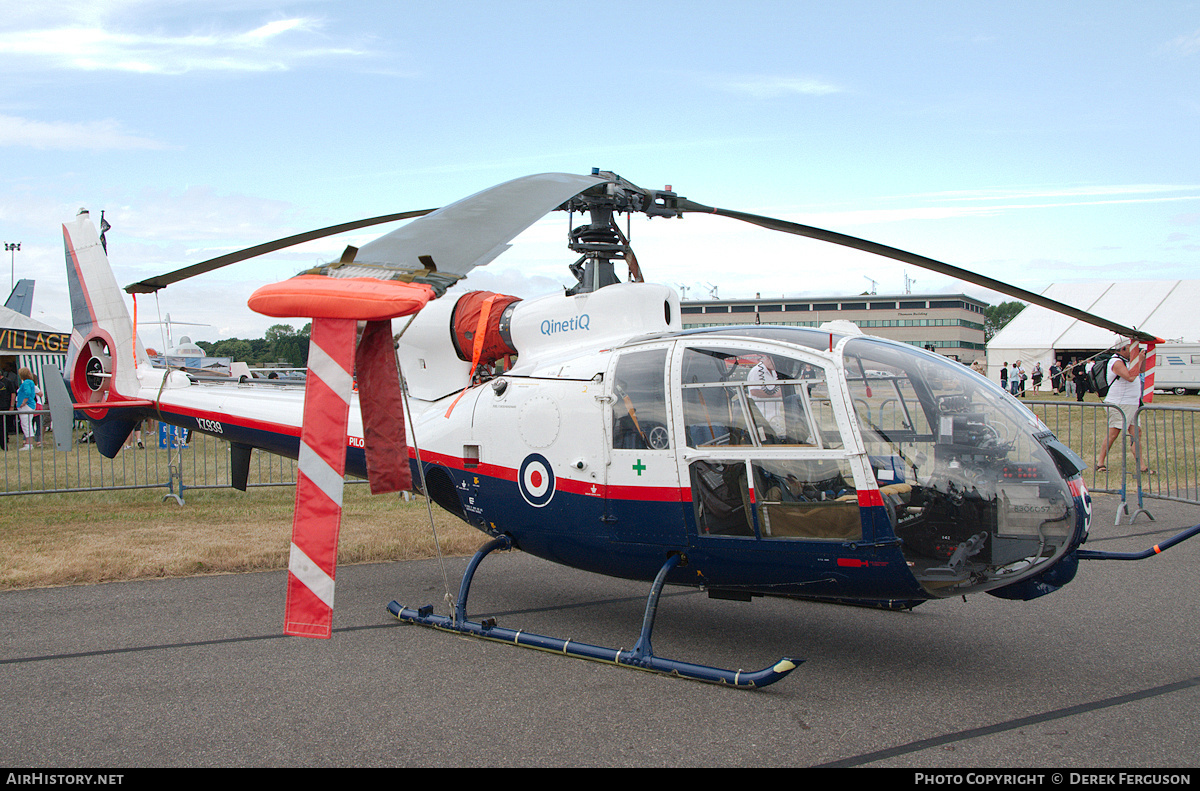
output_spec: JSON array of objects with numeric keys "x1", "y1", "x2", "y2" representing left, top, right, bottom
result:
[{"x1": 518, "y1": 453, "x2": 555, "y2": 508}]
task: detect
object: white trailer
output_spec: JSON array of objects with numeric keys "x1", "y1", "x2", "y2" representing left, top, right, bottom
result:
[{"x1": 1155, "y1": 343, "x2": 1200, "y2": 395}]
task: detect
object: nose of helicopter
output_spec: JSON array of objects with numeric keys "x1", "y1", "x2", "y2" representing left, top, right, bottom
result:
[{"x1": 842, "y1": 337, "x2": 1090, "y2": 601}]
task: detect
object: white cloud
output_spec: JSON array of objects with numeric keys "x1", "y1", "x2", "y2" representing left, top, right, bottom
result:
[
  {"x1": 0, "y1": 16, "x2": 365, "y2": 75},
  {"x1": 904, "y1": 184, "x2": 1200, "y2": 203},
  {"x1": 1164, "y1": 27, "x2": 1200, "y2": 55},
  {"x1": 0, "y1": 114, "x2": 168, "y2": 150},
  {"x1": 714, "y1": 75, "x2": 843, "y2": 99}
]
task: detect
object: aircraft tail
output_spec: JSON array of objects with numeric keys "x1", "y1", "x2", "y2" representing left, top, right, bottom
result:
[
  {"x1": 4, "y1": 279, "x2": 35, "y2": 317},
  {"x1": 62, "y1": 210, "x2": 149, "y2": 456}
]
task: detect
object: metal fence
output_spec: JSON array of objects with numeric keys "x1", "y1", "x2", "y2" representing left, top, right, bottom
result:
[
  {"x1": 7, "y1": 401, "x2": 1198, "y2": 521},
  {"x1": 1026, "y1": 400, "x2": 1200, "y2": 523},
  {"x1": 1130, "y1": 403, "x2": 1200, "y2": 512},
  {"x1": 1, "y1": 411, "x2": 299, "y2": 502}
]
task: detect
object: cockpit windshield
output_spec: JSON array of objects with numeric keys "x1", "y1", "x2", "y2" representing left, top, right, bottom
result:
[{"x1": 842, "y1": 337, "x2": 1079, "y2": 597}]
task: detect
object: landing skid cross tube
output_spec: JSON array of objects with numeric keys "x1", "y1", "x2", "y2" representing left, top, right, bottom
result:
[{"x1": 388, "y1": 537, "x2": 801, "y2": 689}]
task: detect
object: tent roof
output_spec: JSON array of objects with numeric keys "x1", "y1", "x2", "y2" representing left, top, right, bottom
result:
[
  {"x1": 0, "y1": 304, "x2": 62, "y2": 334},
  {"x1": 988, "y1": 280, "x2": 1200, "y2": 351}
]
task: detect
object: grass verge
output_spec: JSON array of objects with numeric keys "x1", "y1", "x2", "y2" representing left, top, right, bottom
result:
[{"x1": 0, "y1": 484, "x2": 483, "y2": 590}]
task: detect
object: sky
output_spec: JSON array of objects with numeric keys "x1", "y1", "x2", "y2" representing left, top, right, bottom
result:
[{"x1": 1, "y1": 0, "x2": 1198, "y2": 346}]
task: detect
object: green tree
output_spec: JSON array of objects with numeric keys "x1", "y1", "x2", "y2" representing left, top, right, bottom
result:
[
  {"x1": 210, "y1": 338, "x2": 253, "y2": 361},
  {"x1": 265, "y1": 324, "x2": 296, "y2": 343},
  {"x1": 273, "y1": 335, "x2": 308, "y2": 367},
  {"x1": 985, "y1": 301, "x2": 1025, "y2": 341}
]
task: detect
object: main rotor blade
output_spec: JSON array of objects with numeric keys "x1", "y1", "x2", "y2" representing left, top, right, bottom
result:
[
  {"x1": 338, "y1": 172, "x2": 612, "y2": 279},
  {"x1": 124, "y1": 209, "x2": 436, "y2": 294},
  {"x1": 678, "y1": 199, "x2": 1159, "y2": 344}
]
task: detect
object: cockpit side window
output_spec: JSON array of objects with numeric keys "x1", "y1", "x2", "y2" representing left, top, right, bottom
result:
[
  {"x1": 689, "y1": 457, "x2": 862, "y2": 541},
  {"x1": 612, "y1": 348, "x2": 670, "y2": 450},
  {"x1": 681, "y1": 347, "x2": 842, "y2": 449}
]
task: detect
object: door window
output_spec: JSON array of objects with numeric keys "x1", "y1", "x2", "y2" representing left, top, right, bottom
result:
[
  {"x1": 612, "y1": 348, "x2": 670, "y2": 450},
  {"x1": 681, "y1": 347, "x2": 842, "y2": 448}
]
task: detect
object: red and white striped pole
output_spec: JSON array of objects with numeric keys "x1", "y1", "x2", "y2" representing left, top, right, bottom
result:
[
  {"x1": 1142, "y1": 342, "x2": 1156, "y2": 404},
  {"x1": 284, "y1": 317, "x2": 357, "y2": 639}
]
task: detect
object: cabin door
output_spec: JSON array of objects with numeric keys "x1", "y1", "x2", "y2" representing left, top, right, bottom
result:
[{"x1": 604, "y1": 344, "x2": 685, "y2": 546}]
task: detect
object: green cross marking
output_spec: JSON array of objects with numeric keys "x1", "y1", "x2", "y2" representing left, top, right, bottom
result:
[{"x1": 632, "y1": 459, "x2": 646, "y2": 476}]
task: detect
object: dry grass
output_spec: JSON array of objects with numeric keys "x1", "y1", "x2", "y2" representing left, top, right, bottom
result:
[{"x1": 0, "y1": 484, "x2": 484, "y2": 590}]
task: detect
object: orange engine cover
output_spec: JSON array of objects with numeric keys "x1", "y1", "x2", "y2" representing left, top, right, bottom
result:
[{"x1": 450, "y1": 291, "x2": 522, "y2": 366}]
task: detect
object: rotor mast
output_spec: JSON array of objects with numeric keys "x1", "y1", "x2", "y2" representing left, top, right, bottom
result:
[{"x1": 560, "y1": 169, "x2": 681, "y2": 295}]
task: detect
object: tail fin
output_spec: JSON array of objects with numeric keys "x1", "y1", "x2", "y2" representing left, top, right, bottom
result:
[
  {"x1": 4, "y1": 279, "x2": 35, "y2": 317},
  {"x1": 63, "y1": 209, "x2": 146, "y2": 402},
  {"x1": 63, "y1": 210, "x2": 148, "y2": 456}
]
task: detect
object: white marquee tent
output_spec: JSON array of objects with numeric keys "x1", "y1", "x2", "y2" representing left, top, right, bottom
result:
[{"x1": 985, "y1": 280, "x2": 1200, "y2": 390}]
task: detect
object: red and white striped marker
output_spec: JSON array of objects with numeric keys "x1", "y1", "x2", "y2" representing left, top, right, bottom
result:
[
  {"x1": 284, "y1": 317, "x2": 357, "y2": 639},
  {"x1": 1142, "y1": 342, "x2": 1156, "y2": 404},
  {"x1": 248, "y1": 276, "x2": 434, "y2": 639}
]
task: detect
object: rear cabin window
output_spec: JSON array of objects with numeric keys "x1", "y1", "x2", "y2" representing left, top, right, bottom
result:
[{"x1": 612, "y1": 348, "x2": 670, "y2": 450}]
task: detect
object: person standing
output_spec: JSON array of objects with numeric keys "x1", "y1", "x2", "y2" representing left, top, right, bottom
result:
[
  {"x1": 1073, "y1": 359, "x2": 1089, "y2": 401},
  {"x1": 15, "y1": 367, "x2": 38, "y2": 450},
  {"x1": 0, "y1": 366, "x2": 12, "y2": 451},
  {"x1": 1031, "y1": 362, "x2": 1043, "y2": 393},
  {"x1": 1000, "y1": 361, "x2": 1009, "y2": 393},
  {"x1": 1095, "y1": 338, "x2": 1149, "y2": 474},
  {"x1": 1, "y1": 362, "x2": 18, "y2": 448}
]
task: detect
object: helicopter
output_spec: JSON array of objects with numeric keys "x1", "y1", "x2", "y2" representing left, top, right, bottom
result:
[{"x1": 57, "y1": 170, "x2": 1200, "y2": 688}]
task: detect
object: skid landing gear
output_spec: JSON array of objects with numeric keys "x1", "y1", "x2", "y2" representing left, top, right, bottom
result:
[{"x1": 388, "y1": 536, "x2": 801, "y2": 689}]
